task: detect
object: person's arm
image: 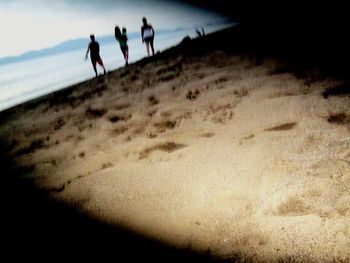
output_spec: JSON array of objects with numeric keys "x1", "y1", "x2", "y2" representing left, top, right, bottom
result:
[
  {"x1": 85, "y1": 44, "x2": 90, "y2": 59},
  {"x1": 151, "y1": 25, "x2": 155, "y2": 37},
  {"x1": 141, "y1": 27, "x2": 144, "y2": 43}
]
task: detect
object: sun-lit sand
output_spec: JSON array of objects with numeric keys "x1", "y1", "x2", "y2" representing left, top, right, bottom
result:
[{"x1": 1, "y1": 29, "x2": 350, "y2": 262}]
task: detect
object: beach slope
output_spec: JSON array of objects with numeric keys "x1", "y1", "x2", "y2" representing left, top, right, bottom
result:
[{"x1": 1, "y1": 26, "x2": 350, "y2": 262}]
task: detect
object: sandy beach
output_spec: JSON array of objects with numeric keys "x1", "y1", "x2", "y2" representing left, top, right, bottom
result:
[{"x1": 1, "y1": 26, "x2": 349, "y2": 262}]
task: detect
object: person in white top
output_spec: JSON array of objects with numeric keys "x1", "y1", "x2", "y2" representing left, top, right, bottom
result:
[{"x1": 141, "y1": 17, "x2": 155, "y2": 57}]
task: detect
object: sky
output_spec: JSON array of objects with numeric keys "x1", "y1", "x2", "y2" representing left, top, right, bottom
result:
[{"x1": 0, "y1": 0, "x2": 228, "y2": 58}]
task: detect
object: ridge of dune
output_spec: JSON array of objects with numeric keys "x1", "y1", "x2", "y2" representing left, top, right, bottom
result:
[{"x1": 1, "y1": 26, "x2": 350, "y2": 262}]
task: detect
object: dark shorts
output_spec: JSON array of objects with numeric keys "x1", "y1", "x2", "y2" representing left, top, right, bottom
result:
[
  {"x1": 91, "y1": 56, "x2": 103, "y2": 64},
  {"x1": 144, "y1": 36, "x2": 154, "y2": 43}
]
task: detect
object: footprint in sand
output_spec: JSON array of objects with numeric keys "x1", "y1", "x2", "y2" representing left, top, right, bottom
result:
[
  {"x1": 139, "y1": 142, "x2": 187, "y2": 160},
  {"x1": 186, "y1": 89, "x2": 200, "y2": 101},
  {"x1": 48, "y1": 171, "x2": 96, "y2": 193},
  {"x1": 199, "y1": 132, "x2": 215, "y2": 138},
  {"x1": 85, "y1": 106, "x2": 106, "y2": 119},
  {"x1": 327, "y1": 113, "x2": 350, "y2": 131},
  {"x1": 264, "y1": 122, "x2": 297, "y2": 132},
  {"x1": 107, "y1": 113, "x2": 132, "y2": 123},
  {"x1": 153, "y1": 120, "x2": 177, "y2": 132},
  {"x1": 111, "y1": 126, "x2": 128, "y2": 137},
  {"x1": 275, "y1": 196, "x2": 311, "y2": 216},
  {"x1": 240, "y1": 122, "x2": 297, "y2": 145},
  {"x1": 239, "y1": 134, "x2": 255, "y2": 145},
  {"x1": 47, "y1": 180, "x2": 71, "y2": 193},
  {"x1": 148, "y1": 95, "x2": 159, "y2": 106},
  {"x1": 101, "y1": 163, "x2": 113, "y2": 169},
  {"x1": 15, "y1": 138, "x2": 46, "y2": 156},
  {"x1": 53, "y1": 117, "x2": 66, "y2": 131}
]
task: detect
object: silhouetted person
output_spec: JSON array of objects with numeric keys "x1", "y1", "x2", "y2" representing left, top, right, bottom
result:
[
  {"x1": 115, "y1": 26, "x2": 129, "y2": 66},
  {"x1": 141, "y1": 17, "x2": 155, "y2": 57},
  {"x1": 201, "y1": 27, "x2": 205, "y2": 36},
  {"x1": 85, "y1": 34, "x2": 106, "y2": 77},
  {"x1": 196, "y1": 28, "x2": 202, "y2": 37}
]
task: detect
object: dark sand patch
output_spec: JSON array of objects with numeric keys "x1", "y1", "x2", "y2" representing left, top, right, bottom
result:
[
  {"x1": 101, "y1": 163, "x2": 113, "y2": 169},
  {"x1": 46, "y1": 170, "x2": 96, "y2": 193},
  {"x1": 243, "y1": 134, "x2": 255, "y2": 140},
  {"x1": 111, "y1": 126, "x2": 128, "y2": 137},
  {"x1": 158, "y1": 72, "x2": 179, "y2": 82},
  {"x1": 239, "y1": 134, "x2": 255, "y2": 145},
  {"x1": 148, "y1": 95, "x2": 159, "y2": 106},
  {"x1": 186, "y1": 89, "x2": 200, "y2": 101},
  {"x1": 75, "y1": 121, "x2": 93, "y2": 132},
  {"x1": 65, "y1": 134, "x2": 75, "y2": 142},
  {"x1": 214, "y1": 76, "x2": 232, "y2": 84},
  {"x1": 156, "y1": 61, "x2": 182, "y2": 75},
  {"x1": 139, "y1": 142, "x2": 187, "y2": 159},
  {"x1": 133, "y1": 126, "x2": 145, "y2": 135},
  {"x1": 68, "y1": 84, "x2": 108, "y2": 108},
  {"x1": 107, "y1": 113, "x2": 132, "y2": 123},
  {"x1": 233, "y1": 88, "x2": 248, "y2": 98},
  {"x1": 264, "y1": 122, "x2": 297, "y2": 131},
  {"x1": 53, "y1": 118, "x2": 66, "y2": 131},
  {"x1": 147, "y1": 132, "x2": 157, "y2": 139},
  {"x1": 276, "y1": 197, "x2": 310, "y2": 216},
  {"x1": 108, "y1": 115, "x2": 122, "y2": 123},
  {"x1": 85, "y1": 107, "x2": 107, "y2": 119},
  {"x1": 148, "y1": 110, "x2": 158, "y2": 118},
  {"x1": 199, "y1": 132, "x2": 215, "y2": 138},
  {"x1": 154, "y1": 120, "x2": 177, "y2": 131},
  {"x1": 160, "y1": 111, "x2": 172, "y2": 118},
  {"x1": 15, "y1": 138, "x2": 46, "y2": 156},
  {"x1": 47, "y1": 183, "x2": 68, "y2": 193},
  {"x1": 209, "y1": 103, "x2": 233, "y2": 114},
  {"x1": 327, "y1": 113, "x2": 350, "y2": 132},
  {"x1": 327, "y1": 113, "x2": 350, "y2": 125},
  {"x1": 322, "y1": 83, "x2": 350, "y2": 98}
]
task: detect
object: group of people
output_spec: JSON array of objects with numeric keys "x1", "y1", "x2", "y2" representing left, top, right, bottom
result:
[{"x1": 85, "y1": 17, "x2": 155, "y2": 77}]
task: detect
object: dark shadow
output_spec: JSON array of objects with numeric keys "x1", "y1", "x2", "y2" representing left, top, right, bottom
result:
[{"x1": 184, "y1": 1, "x2": 350, "y2": 80}]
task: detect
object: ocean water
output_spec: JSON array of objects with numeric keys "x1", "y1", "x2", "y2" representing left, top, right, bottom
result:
[{"x1": 0, "y1": 23, "x2": 234, "y2": 111}]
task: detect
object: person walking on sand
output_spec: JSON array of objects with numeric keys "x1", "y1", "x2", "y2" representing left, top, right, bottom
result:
[
  {"x1": 85, "y1": 34, "x2": 107, "y2": 77},
  {"x1": 115, "y1": 26, "x2": 129, "y2": 66},
  {"x1": 141, "y1": 17, "x2": 155, "y2": 57}
]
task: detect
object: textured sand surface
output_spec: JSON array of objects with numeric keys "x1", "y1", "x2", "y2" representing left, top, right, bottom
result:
[{"x1": 1, "y1": 49, "x2": 349, "y2": 262}]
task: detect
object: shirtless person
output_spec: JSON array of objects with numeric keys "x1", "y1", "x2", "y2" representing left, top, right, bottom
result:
[{"x1": 85, "y1": 34, "x2": 107, "y2": 77}]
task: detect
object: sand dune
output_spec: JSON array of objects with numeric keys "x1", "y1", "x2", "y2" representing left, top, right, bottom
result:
[{"x1": 1, "y1": 30, "x2": 350, "y2": 262}]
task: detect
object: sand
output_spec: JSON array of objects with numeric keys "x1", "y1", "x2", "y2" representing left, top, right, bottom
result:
[{"x1": 1, "y1": 30, "x2": 350, "y2": 262}]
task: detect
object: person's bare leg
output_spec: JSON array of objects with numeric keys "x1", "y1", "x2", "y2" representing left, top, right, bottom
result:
[
  {"x1": 125, "y1": 50, "x2": 129, "y2": 65},
  {"x1": 92, "y1": 61, "x2": 98, "y2": 77},
  {"x1": 145, "y1": 42, "x2": 150, "y2": 57},
  {"x1": 150, "y1": 38, "x2": 155, "y2": 56},
  {"x1": 98, "y1": 60, "x2": 106, "y2": 74}
]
